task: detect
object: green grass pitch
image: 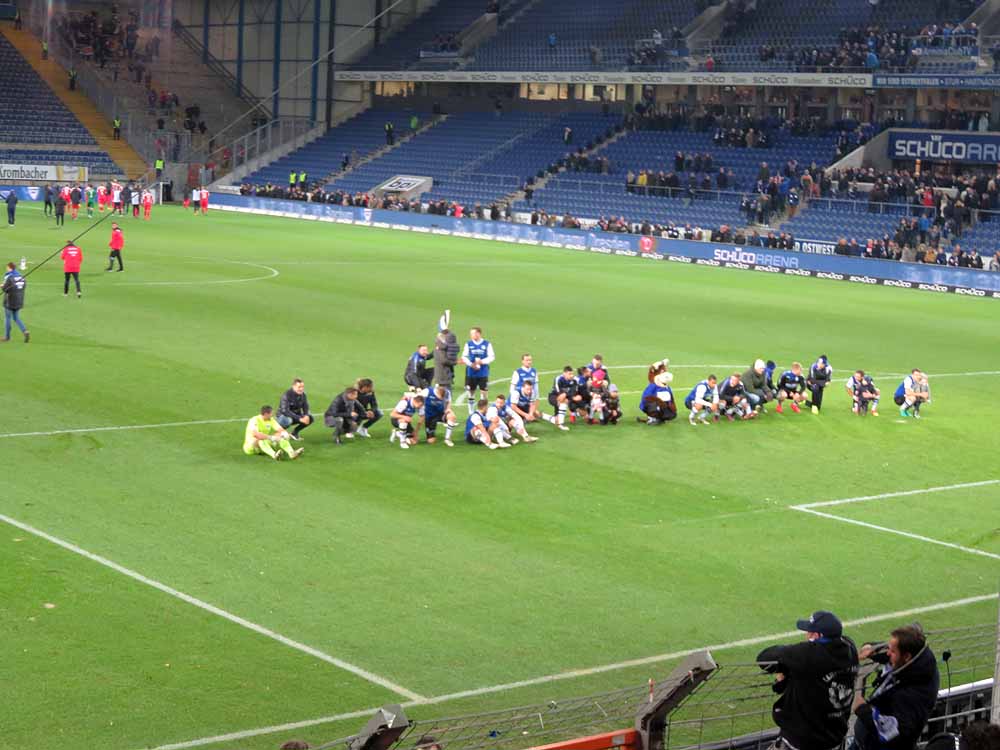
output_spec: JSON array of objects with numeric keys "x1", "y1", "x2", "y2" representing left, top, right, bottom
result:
[{"x1": 3, "y1": 203, "x2": 999, "y2": 750}]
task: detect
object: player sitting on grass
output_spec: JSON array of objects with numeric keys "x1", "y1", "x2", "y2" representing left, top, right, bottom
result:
[
  {"x1": 355, "y1": 378, "x2": 380, "y2": 438},
  {"x1": 548, "y1": 366, "x2": 577, "y2": 425},
  {"x1": 848, "y1": 370, "x2": 880, "y2": 416},
  {"x1": 603, "y1": 384, "x2": 622, "y2": 425},
  {"x1": 510, "y1": 370, "x2": 568, "y2": 430},
  {"x1": 685, "y1": 375, "x2": 720, "y2": 425},
  {"x1": 390, "y1": 393, "x2": 424, "y2": 449},
  {"x1": 640, "y1": 373, "x2": 677, "y2": 425},
  {"x1": 488, "y1": 394, "x2": 538, "y2": 444},
  {"x1": 422, "y1": 384, "x2": 458, "y2": 446},
  {"x1": 719, "y1": 372, "x2": 755, "y2": 421},
  {"x1": 896, "y1": 369, "x2": 930, "y2": 418},
  {"x1": 588, "y1": 370, "x2": 610, "y2": 424},
  {"x1": 466, "y1": 399, "x2": 503, "y2": 449},
  {"x1": 243, "y1": 406, "x2": 303, "y2": 460},
  {"x1": 775, "y1": 363, "x2": 807, "y2": 414},
  {"x1": 324, "y1": 387, "x2": 365, "y2": 444}
]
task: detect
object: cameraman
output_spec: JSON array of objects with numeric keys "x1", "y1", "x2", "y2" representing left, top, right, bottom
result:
[
  {"x1": 850, "y1": 624, "x2": 939, "y2": 750},
  {"x1": 757, "y1": 610, "x2": 859, "y2": 750}
]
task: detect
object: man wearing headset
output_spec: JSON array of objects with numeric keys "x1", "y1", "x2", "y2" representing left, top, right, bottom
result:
[{"x1": 850, "y1": 624, "x2": 940, "y2": 750}]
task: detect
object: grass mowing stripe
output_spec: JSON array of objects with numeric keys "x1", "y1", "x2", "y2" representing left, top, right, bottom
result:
[
  {"x1": 794, "y1": 479, "x2": 1000, "y2": 509},
  {"x1": 791, "y1": 507, "x2": 1000, "y2": 561},
  {"x1": 151, "y1": 592, "x2": 999, "y2": 750},
  {"x1": 0, "y1": 512, "x2": 426, "y2": 702}
]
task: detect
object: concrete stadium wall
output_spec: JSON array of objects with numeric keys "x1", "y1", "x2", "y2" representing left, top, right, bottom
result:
[{"x1": 169, "y1": 0, "x2": 437, "y2": 125}]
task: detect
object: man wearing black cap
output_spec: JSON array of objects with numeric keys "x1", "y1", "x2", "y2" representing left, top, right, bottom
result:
[
  {"x1": 849, "y1": 624, "x2": 939, "y2": 750},
  {"x1": 757, "y1": 610, "x2": 859, "y2": 750}
]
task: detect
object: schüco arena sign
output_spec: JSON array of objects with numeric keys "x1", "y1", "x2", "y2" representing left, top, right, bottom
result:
[{"x1": 888, "y1": 130, "x2": 1000, "y2": 164}]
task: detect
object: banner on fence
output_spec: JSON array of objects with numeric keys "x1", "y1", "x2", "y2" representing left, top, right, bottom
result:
[
  {"x1": 211, "y1": 193, "x2": 1000, "y2": 297},
  {"x1": 334, "y1": 69, "x2": 873, "y2": 88},
  {"x1": 0, "y1": 164, "x2": 89, "y2": 182},
  {"x1": 874, "y1": 73, "x2": 1000, "y2": 89}
]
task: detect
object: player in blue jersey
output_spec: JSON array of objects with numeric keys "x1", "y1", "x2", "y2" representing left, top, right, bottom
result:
[
  {"x1": 460, "y1": 327, "x2": 495, "y2": 413},
  {"x1": 895, "y1": 368, "x2": 930, "y2": 418},
  {"x1": 805, "y1": 355, "x2": 833, "y2": 414},
  {"x1": 684, "y1": 375, "x2": 719, "y2": 425},
  {"x1": 775, "y1": 362, "x2": 807, "y2": 414},
  {"x1": 390, "y1": 393, "x2": 424, "y2": 450},
  {"x1": 548, "y1": 366, "x2": 579, "y2": 425},
  {"x1": 487, "y1": 394, "x2": 538, "y2": 445},
  {"x1": 847, "y1": 370, "x2": 881, "y2": 416},
  {"x1": 719, "y1": 372, "x2": 755, "y2": 421},
  {"x1": 510, "y1": 354, "x2": 568, "y2": 430},
  {"x1": 422, "y1": 384, "x2": 459, "y2": 446},
  {"x1": 466, "y1": 399, "x2": 503, "y2": 449}
]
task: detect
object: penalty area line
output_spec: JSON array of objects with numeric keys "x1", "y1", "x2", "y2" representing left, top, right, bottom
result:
[
  {"x1": 148, "y1": 592, "x2": 999, "y2": 750},
  {"x1": 0, "y1": 417, "x2": 247, "y2": 439},
  {"x1": 0, "y1": 513, "x2": 425, "y2": 703}
]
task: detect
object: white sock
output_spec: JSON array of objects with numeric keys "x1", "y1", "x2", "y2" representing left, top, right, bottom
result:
[
  {"x1": 465, "y1": 390, "x2": 474, "y2": 412},
  {"x1": 445, "y1": 424, "x2": 453, "y2": 440},
  {"x1": 542, "y1": 413, "x2": 555, "y2": 423}
]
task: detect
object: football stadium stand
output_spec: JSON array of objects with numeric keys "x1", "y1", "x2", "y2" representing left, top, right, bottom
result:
[{"x1": 0, "y1": 26, "x2": 143, "y2": 177}]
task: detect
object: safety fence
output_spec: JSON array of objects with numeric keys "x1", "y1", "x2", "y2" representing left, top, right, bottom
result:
[{"x1": 303, "y1": 615, "x2": 999, "y2": 750}]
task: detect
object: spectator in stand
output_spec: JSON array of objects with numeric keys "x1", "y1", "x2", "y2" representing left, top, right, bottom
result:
[
  {"x1": 548, "y1": 32, "x2": 557, "y2": 49},
  {"x1": 961, "y1": 722, "x2": 1000, "y2": 750},
  {"x1": 850, "y1": 624, "x2": 939, "y2": 750},
  {"x1": 757, "y1": 611, "x2": 859, "y2": 750}
]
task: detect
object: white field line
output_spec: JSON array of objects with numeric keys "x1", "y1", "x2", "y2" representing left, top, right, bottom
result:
[
  {"x1": 148, "y1": 592, "x2": 999, "y2": 750},
  {"x1": 117, "y1": 261, "x2": 280, "y2": 287},
  {"x1": 795, "y1": 479, "x2": 1000, "y2": 509},
  {"x1": 793, "y1": 507, "x2": 1000, "y2": 561},
  {"x1": 0, "y1": 513, "x2": 425, "y2": 702},
  {"x1": 0, "y1": 418, "x2": 246, "y2": 439}
]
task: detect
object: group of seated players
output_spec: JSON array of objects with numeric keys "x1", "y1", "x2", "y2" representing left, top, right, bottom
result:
[
  {"x1": 241, "y1": 327, "x2": 933, "y2": 458},
  {"x1": 641, "y1": 358, "x2": 931, "y2": 426}
]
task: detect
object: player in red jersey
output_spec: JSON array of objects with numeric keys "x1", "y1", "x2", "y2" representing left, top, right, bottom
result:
[
  {"x1": 96, "y1": 184, "x2": 107, "y2": 212},
  {"x1": 61, "y1": 240, "x2": 83, "y2": 297},
  {"x1": 106, "y1": 222, "x2": 124, "y2": 272},
  {"x1": 142, "y1": 189, "x2": 153, "y2": 220},
  {"x1": 199, "y1": 185, "x2": 208, "y2": 214}
]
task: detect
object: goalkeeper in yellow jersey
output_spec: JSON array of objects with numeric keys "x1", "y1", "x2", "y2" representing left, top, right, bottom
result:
[{"x1": 243, "y1": 405, "x2": 303, "y2": 460}]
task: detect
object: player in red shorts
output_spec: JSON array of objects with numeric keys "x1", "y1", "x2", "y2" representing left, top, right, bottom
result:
[
  {"x1": 199, "y1": 186, "x2": 208, "y2": 214},
  {"x1": 96, "y1": 184, "x2": 107, "y2": 212},
  {"x1": 142, "y1": 188, "x2": 153, "y2": 220}
]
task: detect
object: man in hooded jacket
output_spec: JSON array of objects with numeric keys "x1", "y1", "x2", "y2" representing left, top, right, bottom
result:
[{"x1": 757, "y1": 610, "x2": 859, "y2": 750}]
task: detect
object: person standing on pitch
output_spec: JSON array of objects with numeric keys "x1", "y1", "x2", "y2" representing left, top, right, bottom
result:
[
  {"x1": 805, "y1": 355, "x2": 833, "y2": 414},
  {"x1": 130, "y1": 185, "x2": 141, "y2": 218},
  {"x1": 757, "y1": 611, "x2": 859, "y2": 750},
  {"x1": 106, "y1": 222, "x2": 124, "y2": 271},
  {"x1": 44, "y1": 184, "x2": 54, "y2": 216},
  {"x1": 461, "y1": 326, "x2": 495, "y2": 413},
  {"x1": 5, "y1": 190, "x2": 16, "y2": 227},
  {"x1": 61, "y1": 240, "x2": 83, "y2": 297},
  {"x1": 54, "y1": 191, "x2": 67, "y2": 226},
  {"x1": 2, "y1": 262, "x2": 29, "y2": 343}
]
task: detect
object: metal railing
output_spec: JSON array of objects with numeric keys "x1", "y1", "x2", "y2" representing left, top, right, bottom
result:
[
  {"x1": 171, "y1": 18, "x2": 271, "y2": 120},
  {"x1": 200, "y1": 117, "x2": 316, "y2": 184}
]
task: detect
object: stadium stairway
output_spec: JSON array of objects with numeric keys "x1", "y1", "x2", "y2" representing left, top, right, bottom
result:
[
  {"x1": 0, "y1": 25, "x2": 146, "y2": 178},
  {"x1": 316, "y1": 114, "x2": 448, "y2": 186}
]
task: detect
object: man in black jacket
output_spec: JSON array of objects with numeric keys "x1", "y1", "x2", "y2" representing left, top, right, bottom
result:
[
  {"x1": 355, "y1": 378, "x2": 381, "y2": 438},
  {"x1": 276, "y1": 378, "x2": 313, "y2": 439},
  {"x1": 2, "y1": 262, "x2": 29, "y2": 343},
  {"x1": 5, "y1": 190, "x2": 17, "y2": 227},
  {"x1": 850, "y1": 624, "x2": 939, "y2": 750},
  {"x1": 757, "y1": 610, "x2": 859, "y2": 750},
  {"x1": 324, "y1": 387, "x2": 365, "y2": 444}
]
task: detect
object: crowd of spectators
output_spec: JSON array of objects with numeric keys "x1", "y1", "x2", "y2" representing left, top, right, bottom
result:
[{"x1": 239, "y1": 183, "x2": 512, "y2": 220}]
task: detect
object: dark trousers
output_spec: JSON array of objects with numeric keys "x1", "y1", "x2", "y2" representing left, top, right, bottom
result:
[
  {"x1": 55, "y1": 212, "x2": 65, "y2": 225},
  {"x1": 64, "y1": 272, "x2": 80, "y2": 294},
  {"x1": 328, "y1": 416, "x2": 357, "y2": 438},
  {"x1": 108, "y1": 250, "x2": 123, "y2": 270},
  {"x1": 807, "y1": 384, "x2": 826, "y2": 410},
  {"x1": 6, "y1": 206, "x2": 13, "y2": 225},
  {"x1": 44, "y1": 200, "x2": 53, "y2": 215},
  {"x1": 363, "y1": 408, "x2": 383, "y2": 429}
]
